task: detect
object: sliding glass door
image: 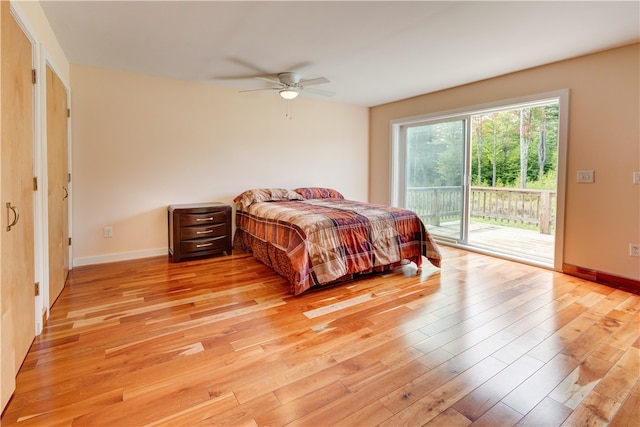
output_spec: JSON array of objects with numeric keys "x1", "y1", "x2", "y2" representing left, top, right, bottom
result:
[
  {"x1": 403, "y1": 119, "x2": 467, "y2": 242},
  {"x1": 392, "y1": 93, "x2": 565, "y2": 268}
]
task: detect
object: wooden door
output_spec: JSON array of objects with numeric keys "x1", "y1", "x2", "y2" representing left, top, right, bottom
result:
[
  {"x1": 0, "y1": 2, "x2": 36, "y2": 411},
  {"x1": 47, "y1": 65, "x2": 69, "y2": 307}
]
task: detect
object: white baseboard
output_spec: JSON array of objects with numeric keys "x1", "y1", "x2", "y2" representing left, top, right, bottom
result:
[{"x1": 72, "y1": 248, "x2": 168, "y2": 267}]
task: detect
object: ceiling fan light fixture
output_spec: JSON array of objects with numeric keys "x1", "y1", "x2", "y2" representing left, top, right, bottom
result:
[{"x1": 279, "y1": 87, "x2": 300, "y2": 100}]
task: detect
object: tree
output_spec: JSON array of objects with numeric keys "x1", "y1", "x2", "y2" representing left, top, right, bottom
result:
[
  {"x1": 519, "y1": 107, "x2": 533, "y2": 189},
  {"x1": 434, "y1": 121, "x2": 464, "y2": 186},
  {"x1": 473, "y1": 115, "x2": 483, "y2": 185},
  {"x1": 490, "y1": 113, "x2": 498, "y2": 187},
  {"x1": 538, "y1": 107, "x2": 547, "y2": 180}
]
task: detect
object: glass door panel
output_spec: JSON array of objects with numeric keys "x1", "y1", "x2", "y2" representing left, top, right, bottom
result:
[
  {"x1": 467, "y1": 102, "x2": 558, "y2": 265},
  {"x1": 404, "y1": 119, "x2": 466, "y2": 241}
]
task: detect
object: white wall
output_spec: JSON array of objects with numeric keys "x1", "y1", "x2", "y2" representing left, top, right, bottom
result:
[{"x1": 71, "y1": 65, "x2": 369, "y2": 265}]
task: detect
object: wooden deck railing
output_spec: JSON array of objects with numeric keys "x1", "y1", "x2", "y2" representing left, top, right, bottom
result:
[{"x1": 407, "y1": 186, "x2": 556, "y2": 234}]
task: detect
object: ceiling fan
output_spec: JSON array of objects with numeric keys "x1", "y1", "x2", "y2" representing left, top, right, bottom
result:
[{"x1": 239, "y1": 71, "x2": 333, "y2": 100}]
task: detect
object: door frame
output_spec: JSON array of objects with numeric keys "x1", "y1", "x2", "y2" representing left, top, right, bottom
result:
[{"x1": 390, "y1": 89, "x2": 569, "y2": 272}]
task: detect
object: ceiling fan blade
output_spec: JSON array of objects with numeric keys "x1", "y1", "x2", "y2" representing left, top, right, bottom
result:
[
  {"x1": 304, "y1": 87, "x2": 335, "y2": 97},
  {"x1": 215, "y1": 71, "x2": 280, "y2": 81},
  {"x1": 227, "y1": 57, "x2": 272, "y2": 75},
  {"x1": 300, "y1": 77, "x2": 329, "y2": 86},
  {"x1": 255, "y1": 75, "x2": 282, "y2": 85},
  {"x1": 214, "y1": 58, "x2": 279, "y2": 81},
  {"x1": 215, "y1": 74, "x2": 269, "y2": 81},
  {"x1": 285, "y1": 61, "x2": 313, "y2": 72},
  {"x1": 238, "y1": 87, "x2": 278, "y2": 93}
]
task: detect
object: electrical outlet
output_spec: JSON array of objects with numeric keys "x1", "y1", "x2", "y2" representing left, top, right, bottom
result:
[
  {"x1": 633, "y1": 172, "x2": 640, "y2": 184},
  {"x1": 577, "y1": 170, "x2": 594, "y2": 183},
  {"x1": 630, "y1": 244, "x2": 640, "y2": 257},
  {"x1": 103, "y1": 226, "x2": 113, "y2": 238}
]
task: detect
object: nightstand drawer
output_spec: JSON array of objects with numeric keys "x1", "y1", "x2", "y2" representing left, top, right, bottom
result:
[
  {"x1": 180, "y1": 236, "x2": 228, "y2": 254},
  {"x1": 180, "y1": 223, "x2": 226, "y2": 240},
  {"x1": 181, "y1": 211, "x2": 227, "y2": 227}
]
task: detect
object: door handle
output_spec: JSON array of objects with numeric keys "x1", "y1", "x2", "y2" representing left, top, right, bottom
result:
[
  {"x1": 6, "y1": 202, "x2": 19, "y2": 231},
  {"x1": 63, "y1": 186, "x2": 68, "y2": 200}
]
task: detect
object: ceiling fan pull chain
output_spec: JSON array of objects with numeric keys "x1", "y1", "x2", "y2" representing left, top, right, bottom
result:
[{"x1": 285, "y1": 100, "x2": 294, "y2": 120}]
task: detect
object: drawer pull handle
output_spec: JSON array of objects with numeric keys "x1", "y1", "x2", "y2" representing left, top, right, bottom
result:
[
  {"x1": 196, "y1": 217, "x2": 214, "y2": 222},
  {"x1": 196, "y1": 230, "x2": 213, "y2": 235},
  {"x1": 196, "y1": 243, "x2": 213, "y2": 248}
]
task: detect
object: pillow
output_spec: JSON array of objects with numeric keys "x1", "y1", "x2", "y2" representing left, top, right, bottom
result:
[
  {"x1": 233, "y1": 188, "x2": 304, "y2": 208},
  {"x1": 294, "y1": 187, "x2": 345, "y2": 200}
]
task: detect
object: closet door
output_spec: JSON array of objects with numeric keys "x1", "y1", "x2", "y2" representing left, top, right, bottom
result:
[
  {"x1": 0, "y1": 2, "x2": 36, "y2": 411},
  {"x1": 47, "y1": 65, "x2": 69, "y2": 307}
]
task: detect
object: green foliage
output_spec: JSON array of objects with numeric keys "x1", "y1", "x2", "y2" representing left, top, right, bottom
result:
[
  {"x1": 405, "y1": 101, "x2": 559, "y2": 191},
  {"x1": 406, "y1": 120, "x2": 464, "y2": 187},
  {"x1": 523, "y1": 170, "x2": 558, "y2": 190},
  {"x1": 470, "y1": 102, "x2": 559, "y2": 189}
]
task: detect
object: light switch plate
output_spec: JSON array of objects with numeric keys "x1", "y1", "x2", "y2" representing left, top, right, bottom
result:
[
  {"x1": 633, "y1": 172, "x2": 640, "y2": 184},
  {"x1": 577, "y1": 170, "x2": 594, "y2": 183}
]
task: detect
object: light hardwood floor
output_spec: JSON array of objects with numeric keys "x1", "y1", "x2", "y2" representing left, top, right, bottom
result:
[{"x1": 2, "y1": 246, "x2": 639, "y2": 426}]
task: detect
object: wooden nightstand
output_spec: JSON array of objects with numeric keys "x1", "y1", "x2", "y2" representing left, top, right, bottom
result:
[{"x1": 168, "y1": 203, "x2": 232, "y2": 262}]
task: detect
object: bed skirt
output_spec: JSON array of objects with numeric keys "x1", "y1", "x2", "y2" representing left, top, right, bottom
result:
[{"x1": 233, "y1": 228, "x2": 409, "y2": 294}]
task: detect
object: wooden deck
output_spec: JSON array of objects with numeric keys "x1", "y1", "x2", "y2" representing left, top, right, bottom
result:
[
  {"x1": 428, "y1": 221, "x2": 555, "y2": 265},
  {"x1": 1, "y1": 246, "x2": 638, "y2": 426}
]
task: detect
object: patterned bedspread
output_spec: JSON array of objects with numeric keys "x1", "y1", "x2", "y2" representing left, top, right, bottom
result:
[{"x1": 235, "y1": 198, "x2": 441, "y2": 295}]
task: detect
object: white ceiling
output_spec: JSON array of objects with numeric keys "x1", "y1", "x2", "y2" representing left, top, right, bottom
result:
[{"x1": 39, "y1": 1, "x2": 640, "y2": 107}]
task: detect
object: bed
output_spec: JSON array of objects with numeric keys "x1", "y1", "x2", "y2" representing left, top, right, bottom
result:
[{"x1": 233, "y1": 187, "x2": 442, "y2": 295}]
